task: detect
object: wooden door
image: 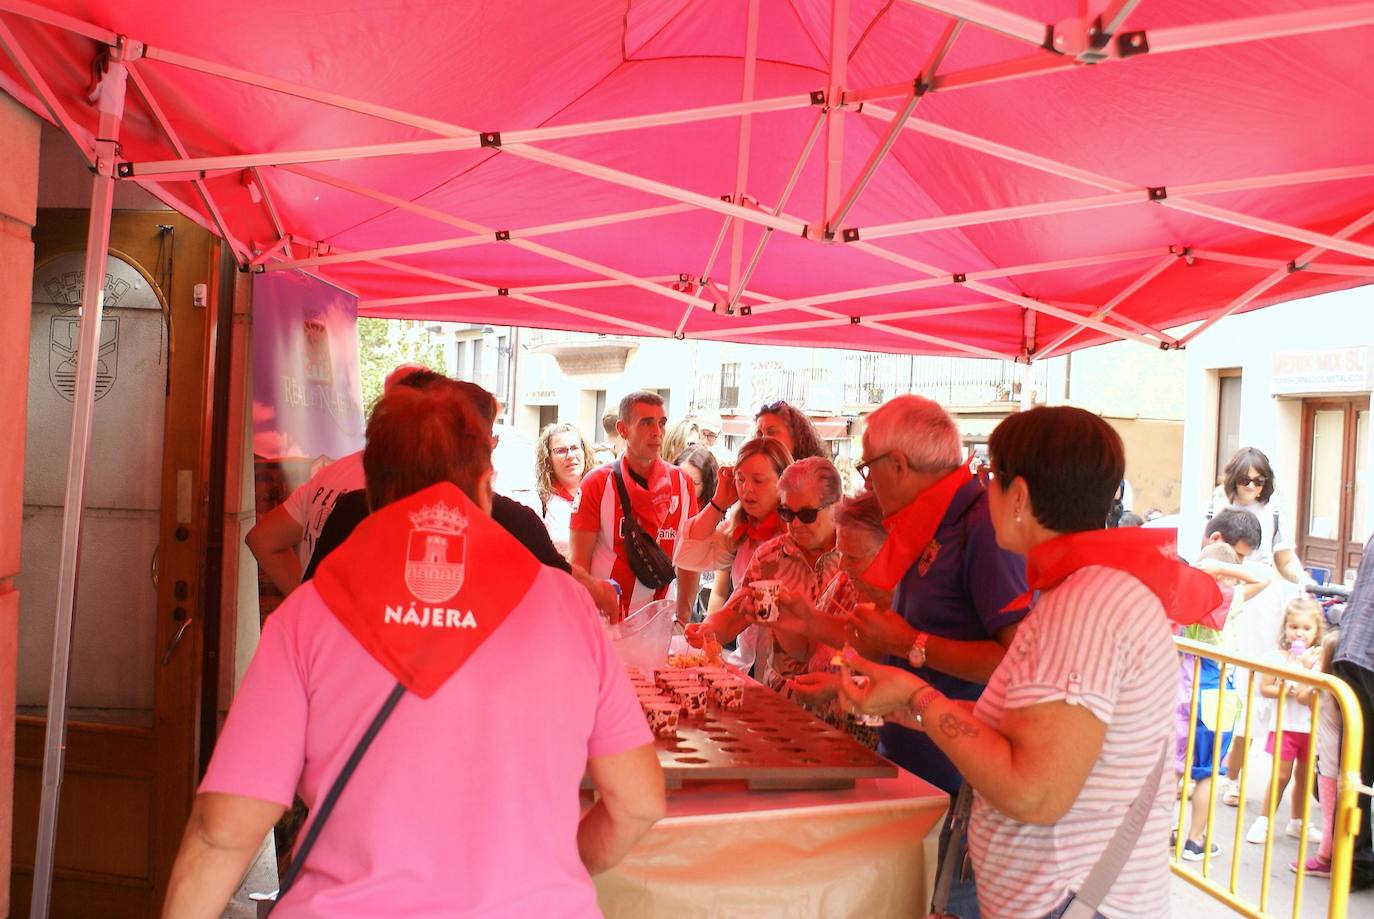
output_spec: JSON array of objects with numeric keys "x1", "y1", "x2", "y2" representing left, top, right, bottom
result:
[
  {"x1": 10, "y1": 209, "x2": 218, "y2": 917},
  {"x1": 1296, "y1": 397, "x2": 1369, "y2": 583}
]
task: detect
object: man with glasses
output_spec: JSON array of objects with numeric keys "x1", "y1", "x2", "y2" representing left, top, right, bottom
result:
[
  {"x1": 849, "y1": 395, "x2": 1028, "y2": 915},
  {"x1": 851, "y1": 396, "x2": 1027, "y2": 791}
]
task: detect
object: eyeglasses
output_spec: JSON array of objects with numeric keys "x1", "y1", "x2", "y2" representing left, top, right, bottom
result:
[
  {"x1": 550, "y1": 444, "x2": 583, "y2": 458},
  {"x1": 757, "y1": 400, "x2": 787, "y2": 416},
  {"x1": 854, "y1": 451, "x2": 898, "y2": 483},
  {"x1": 1238, "y1": 475, "x2": 1267, "y2": 487},
  {"x1": 778, "y1": 502, "x2": 834, "y2": 524},
  {"x1": 976, "y1": 464, "x2": 995, "y2": 487}
]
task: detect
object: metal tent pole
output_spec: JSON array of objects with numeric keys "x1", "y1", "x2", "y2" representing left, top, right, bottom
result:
[{"x1": 29, "y1": 38, "x2": 133, "y2": 919}]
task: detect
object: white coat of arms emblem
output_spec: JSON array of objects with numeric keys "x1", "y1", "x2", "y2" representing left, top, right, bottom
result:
[{"x1": 405, "y1": 501, "x2": 468, "y2": 603}]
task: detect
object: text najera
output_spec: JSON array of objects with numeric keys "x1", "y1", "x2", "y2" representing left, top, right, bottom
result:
[{"x1": 384, "y1": 605, "x2": 478, "y2": 628}]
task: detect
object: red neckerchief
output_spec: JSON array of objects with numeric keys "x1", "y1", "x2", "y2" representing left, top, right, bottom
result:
[
  {"x1": 1004, "y1": 527, "x2": 1221, "y2": 625},
  {"x1": 733, "y1": 509, "x2": 780, "y2": 545},
  {"x1": 1195, "y1": 582, "x2": 1235, "y2": 632},
  {"x1": 863, "y1": 467, "x2": 971, "y2": 591},
  {"x1": 313, "y1": 482, "x2": 542, "y2": 698},
  {"x1": 618, "y1": 456, "x2": 682, "y2": 539}
]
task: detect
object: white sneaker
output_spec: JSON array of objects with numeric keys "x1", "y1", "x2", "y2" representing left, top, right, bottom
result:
[
  {"x1": 1222, "y1": 779, "x2": 1240, "y2": 807},
  {"x1": 1285, "y1": 818, "x2": 1322, "y2": 843},
  {"x1": 1246, "y1": 816, "x2": 1270, "y2": 845}
]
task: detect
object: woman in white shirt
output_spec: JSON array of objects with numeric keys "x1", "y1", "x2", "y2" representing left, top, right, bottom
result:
[
  {"x1": 674, "y1": 436, "x2": 792, "y2": 670},
  {"x1": 535, "y1": 423, "x2": 596, "y2": 560},
  {"x1": 1209, "y1": 447, "x2": 1305, "y2": 581}
]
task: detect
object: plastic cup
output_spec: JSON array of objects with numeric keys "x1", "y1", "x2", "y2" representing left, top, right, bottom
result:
[{"x1": 750, "y1": 578, "x2": 783, "y2": 622}]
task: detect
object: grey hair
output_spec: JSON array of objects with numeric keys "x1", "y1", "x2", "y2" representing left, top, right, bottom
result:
[
  {"x1": 778, "y1": 456, "x2": 842, "y2": 506},
  {"x1": 864, "y1": 395, "x2": 963, "y2": 473},
  {"x1": 833, "y1": 489, "x2": 887, "y2": 547}
]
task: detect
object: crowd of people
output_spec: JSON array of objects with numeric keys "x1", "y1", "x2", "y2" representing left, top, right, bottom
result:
[{"x1": 175, "y1": 369, "x2": 1374, "y2": 918}]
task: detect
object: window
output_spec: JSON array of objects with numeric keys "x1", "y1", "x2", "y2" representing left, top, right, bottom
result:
[
  {"x1": 469, "y1": 339, "x2": 483, "y2": 382},
  {"x1": 1215, "y1": 371, "x2": 1242, "y2": 484},
  {"x1": 656, "y1": 388, "x2": 671, "y2": 416},
  {"x1": 720, "y1": 363, "x2": 740, "y2": 410},
  {"x1": 538, "y1": 405, "x2": 559, "y2": 430},
  {"x1": 594, "y1": 389, "x2": 607, "y2": 426}
]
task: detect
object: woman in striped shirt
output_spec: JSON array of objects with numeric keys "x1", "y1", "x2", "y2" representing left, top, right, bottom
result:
[{"x1": 840, "y1": 407, "x2": 1205, "y2": 919}]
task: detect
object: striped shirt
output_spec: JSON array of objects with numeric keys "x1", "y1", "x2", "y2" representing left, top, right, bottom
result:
[{"x1": 968, "y1": 566, "x2": 1177, "y2": 919}]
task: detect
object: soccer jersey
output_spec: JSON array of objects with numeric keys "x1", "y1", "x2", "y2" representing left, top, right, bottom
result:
[{"x1": 571, "y1": 457, "x2": 696, "y2": 615}]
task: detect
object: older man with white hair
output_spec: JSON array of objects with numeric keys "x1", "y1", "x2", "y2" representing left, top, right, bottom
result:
[
  {"x1": 847, "y1": 395, "x2": 1028, "y2": 914},
  {"x1": 850, "y1": 396, "x2": 1029, "y2": 789}
]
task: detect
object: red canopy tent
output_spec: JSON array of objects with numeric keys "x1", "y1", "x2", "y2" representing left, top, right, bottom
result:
[
  {"x1": 4, "y1": 2, "x2": 1374, "y2": 914},
  {"x1": 3, "y1": 0, "x2": 1374, "y2": 360}
]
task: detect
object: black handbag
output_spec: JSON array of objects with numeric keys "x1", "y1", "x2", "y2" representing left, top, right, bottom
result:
[{"x1": 611, "y1": 459, "x2": 677, "y2": 591}]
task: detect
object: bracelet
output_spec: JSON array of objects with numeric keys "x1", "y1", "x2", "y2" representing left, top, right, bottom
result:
[
  {"x1": 709, "y1": 500, "x2": 727, "y2": 514},
  {"x1": 908, "y1": 686, "x2": 942, "y2": 728}
]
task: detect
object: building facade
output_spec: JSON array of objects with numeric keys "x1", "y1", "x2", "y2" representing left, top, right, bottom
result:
[{"x1": 1179, "y1": 286, "x2": 1374, "y2": 583}]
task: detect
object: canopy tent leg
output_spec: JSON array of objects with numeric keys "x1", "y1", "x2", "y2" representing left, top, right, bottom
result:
[{"x1": 29, "y1": 38, "x2": 133, "y2": 919}]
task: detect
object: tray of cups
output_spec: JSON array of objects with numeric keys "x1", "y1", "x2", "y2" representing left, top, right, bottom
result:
[{"x1": 617, "y1": 664, "x2": 897, "y2": 792}]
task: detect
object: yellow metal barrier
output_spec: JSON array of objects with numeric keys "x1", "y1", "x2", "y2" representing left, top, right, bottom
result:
[{"x1": 1171, "y1": 637, "x2": 1366, "y2": 919}]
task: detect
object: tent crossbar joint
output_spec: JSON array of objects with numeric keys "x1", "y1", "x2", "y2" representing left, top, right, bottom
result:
[{"x1": 480, "y1": 131, "x2": 501, "y2": 148}]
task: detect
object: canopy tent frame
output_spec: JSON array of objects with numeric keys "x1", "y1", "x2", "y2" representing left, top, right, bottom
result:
[
  {"x1": 1, "y1": 1, "x2": 1366, "y2": 365},
  {"x1": 6, "y1": 7, "x2": 1374, "y2": 914}
]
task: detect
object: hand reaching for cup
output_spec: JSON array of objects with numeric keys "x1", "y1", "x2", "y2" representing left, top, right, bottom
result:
[
  {"x1": 771, "y1": 588, "x2": 818, "y2": 636},
  {"x1": 845, "y1": 603, "x2": 918, "y2": 657},
  {"x1": 836, "y1": 647, "x2": 927, "y2": 720},
  {"x1": 684, "y1": 622, "x2": 713, "y2": 649},
  {"x1": 786, "y1": 671, "x2": 840, "y2": 705}
]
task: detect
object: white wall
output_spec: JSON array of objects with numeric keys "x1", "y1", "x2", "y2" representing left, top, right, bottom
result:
[{"x1": 1179, "y1": 286, "x2": 1374, "y2": 555}]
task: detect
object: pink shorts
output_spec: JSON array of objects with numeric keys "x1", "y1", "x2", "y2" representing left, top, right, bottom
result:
[{"x1": 1265, "y1": 730, "x2": 1310, "y2": 762}]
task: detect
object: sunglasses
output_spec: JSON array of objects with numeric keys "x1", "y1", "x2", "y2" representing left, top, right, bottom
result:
[
  {"x1": 778, "y1": 502, "x2": 833, "y2": 524},
  {"x1": 1238, "y1": 475, "x2": 1266, "y2": 487},
  {"x1": 757, "y1": 400, "x2": 788, "y2": 415},
  {"x1": 550, "y1": 444, "x2": 583, "y2": 458}
]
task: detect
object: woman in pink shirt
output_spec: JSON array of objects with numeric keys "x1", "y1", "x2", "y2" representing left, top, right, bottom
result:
[{"x1": 163, "y1": 383, "x2": 664, "y2": 918}]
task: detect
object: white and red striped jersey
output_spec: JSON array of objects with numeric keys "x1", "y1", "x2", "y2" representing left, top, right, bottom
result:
[{"x1": 571, "y1": 458, "x2": 696, "y2": 615}]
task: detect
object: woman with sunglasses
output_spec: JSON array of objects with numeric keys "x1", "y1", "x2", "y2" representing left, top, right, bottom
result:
[
  {"x1": 1209, "y1": 447, "x2": 1305, "y2": 582},
  {"x1": 1207, "y1": 447, "x2": 1313, "y2": 806},
  {"x1": 535, "y1": 422, "x2": 596, "y2": 560},
  {"x1": 754, "y1": 400, "x2": 828, "y2": 460},
  {"x1": 675, "y1": 436, "x2": 792, "y2": 668},
  {"x1": 685, "y1": 457, "x2": 844, "y2": 691}
]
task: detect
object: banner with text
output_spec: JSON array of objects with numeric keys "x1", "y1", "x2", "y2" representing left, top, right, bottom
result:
[{"x1": 251, "y1": 271, "x2": 365, "y2": 613}]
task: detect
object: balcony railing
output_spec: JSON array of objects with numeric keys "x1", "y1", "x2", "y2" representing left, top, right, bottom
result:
[
  {"x1": 753, "y1": 366, "x2": 842, "y2": 414},
  {"x1": 843, "y1": 354, "x2": 1048, "y2": 407}
]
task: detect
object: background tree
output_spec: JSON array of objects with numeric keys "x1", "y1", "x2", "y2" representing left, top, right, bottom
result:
[{"x1": 357, "y1": 317, "x2": 446, "y2": 410}]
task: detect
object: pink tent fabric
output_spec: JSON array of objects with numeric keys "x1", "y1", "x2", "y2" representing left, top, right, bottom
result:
[{"x1": 3, "y1": 0, "x2": 1374, "y2": 358}]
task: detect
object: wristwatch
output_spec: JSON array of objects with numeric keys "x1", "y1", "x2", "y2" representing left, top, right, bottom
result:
[{"x1": 906, "y1": 630, "x2": 930, "y2": 669}]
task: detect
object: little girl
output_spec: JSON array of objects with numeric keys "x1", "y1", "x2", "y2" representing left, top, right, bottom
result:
[
  {"x1": 1291, "y1": 628, "x2": 1343, "y2": 876},
  {"x1": 1246, "y1": 596, "x2": 1324, "y2": 845}
]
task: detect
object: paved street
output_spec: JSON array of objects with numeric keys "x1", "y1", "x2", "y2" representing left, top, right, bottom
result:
[{"x1": 1169, "y1": 754, "x2": 1373, "y2": 917}]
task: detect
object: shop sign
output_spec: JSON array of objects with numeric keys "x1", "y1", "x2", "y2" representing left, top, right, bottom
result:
[
  {"x1": 1271, "y1": 346, "x2": 1374, "y2": 395},
  {"x1": 523, "y1": 388, "x2": 559, "y2": 403}
]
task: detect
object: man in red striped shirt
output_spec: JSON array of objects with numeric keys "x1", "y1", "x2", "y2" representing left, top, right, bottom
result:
[{"x1": 571, "y1": 392, "x2": 699, "y2": 623}]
